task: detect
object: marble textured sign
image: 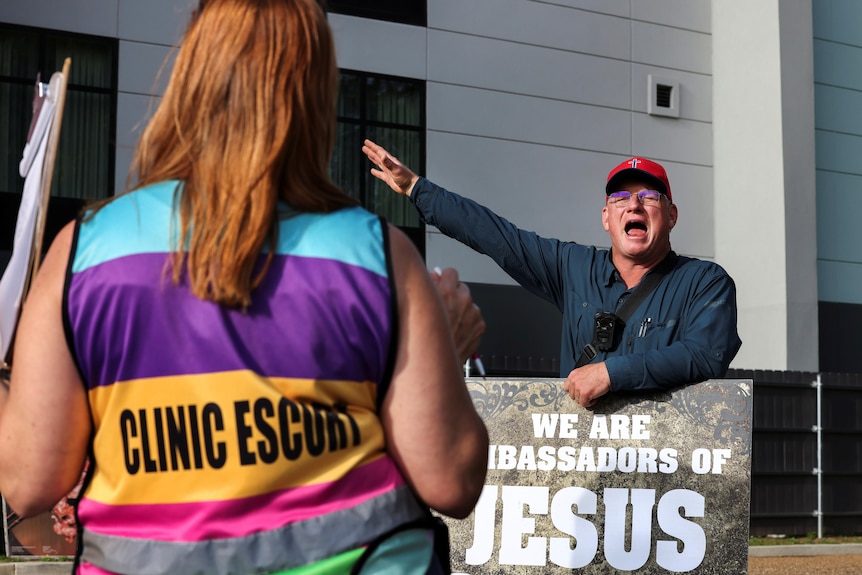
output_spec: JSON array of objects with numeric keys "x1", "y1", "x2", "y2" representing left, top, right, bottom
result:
[{"x1": 445, "y1": 378, "x2": 752, "y2": 575}]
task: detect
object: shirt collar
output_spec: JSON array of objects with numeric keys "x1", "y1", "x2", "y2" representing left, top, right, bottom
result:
[
  {"x1": 605, "y1": 249, "x2": 677, "y2": 288},
  {"x1": 604, "y1": 249, "x2": 621, "y2": 288}
]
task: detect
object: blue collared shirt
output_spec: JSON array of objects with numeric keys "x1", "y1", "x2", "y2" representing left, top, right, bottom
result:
[{"x1": 410, "y1": 178, "x2": 741, "y2": 391}]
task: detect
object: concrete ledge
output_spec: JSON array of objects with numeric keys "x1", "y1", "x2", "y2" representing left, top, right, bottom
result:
[
  {"x1": 0, "y1": 563, "x2": 73, "y2": 574},
  {"x1": 3, "y1": 547, "x2": 862, "y2": 572},
  {"x1": 749, "y1": 543, "x2": 862, "y2": 557}
]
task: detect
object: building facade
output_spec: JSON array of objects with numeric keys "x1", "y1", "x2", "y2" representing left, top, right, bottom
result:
[{"x1": 1, "y1": 0, "x2": 860, "y2": 375}]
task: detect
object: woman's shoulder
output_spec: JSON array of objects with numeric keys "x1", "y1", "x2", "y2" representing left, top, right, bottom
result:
[{"x1": 84, "y1": 180, "x2": 181, "y2": 222}]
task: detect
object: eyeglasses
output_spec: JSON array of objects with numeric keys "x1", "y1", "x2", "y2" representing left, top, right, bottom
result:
[{"x1": 607, "y1": 189, "x2": 666, "y2": 207}]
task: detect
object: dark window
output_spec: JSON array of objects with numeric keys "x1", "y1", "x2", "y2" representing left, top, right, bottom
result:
[
  {"x1": 0, "y1": 24, "x2": 117, "y2": 200},
  {"x1": 0, "y1": 24, "x2": 117, "y2": 256},
  {"x1": 327, "y1": 0, "x2": 426, "y2": 27},
  {"x1": 332, "y1": 70, "x2": 425, "y2": 252}
]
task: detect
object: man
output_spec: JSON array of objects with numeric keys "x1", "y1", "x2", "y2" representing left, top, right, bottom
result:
[{"x1": 362, "y1": 139, "x2": 741, "y2": 407}]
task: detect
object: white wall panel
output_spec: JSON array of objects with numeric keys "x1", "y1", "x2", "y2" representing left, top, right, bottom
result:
[
  {"x1": 427, "y1": 31, "x2": 631, "y2": 109},
  {"x1": 632, "y1": 0, "x2": 710, "y2": 34},
  {"x1": 426, "y1": 83, "x2": 630, "y2": 154},
  {"x1": 632, "y1": 21, "x2": 711, "y2": 74},
  {"x1": 118, "y1": 0, "x2": 192, "y2": 45},
  {"x1": 0, "y1": 0, "x2": 118, "y2": 37},
  {"x1": 429, "y1": 0, "x2": 630, "y2": 61},
  {"x1": 329, "y1": 14, "x2": 426, "y2": 79}
]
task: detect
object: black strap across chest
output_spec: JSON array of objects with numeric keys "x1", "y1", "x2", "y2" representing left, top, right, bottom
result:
[{"x1": 574, "y1": 252, "x2": 677, "y2": 369}]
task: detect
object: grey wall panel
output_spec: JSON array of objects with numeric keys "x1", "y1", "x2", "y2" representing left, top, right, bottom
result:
[
  {"x1": 329, "y1": 14, "x2": 426, "y2": 79},
  {"x1": 631, "y1": 112, "x2": 712, "y2": 166},
  {"x1": 815, "y1": 84, "x2": 862, "y2": 135},
  {"x1": 419, "y1": 135, "x2": 616, "y2": 286},
  {"x1": 117, "y1": 40, "x2": 174, "y2": 97},
  {"x1": 425, "y1": 232, "x2": 518, "y2": 287},
  {"x1": 426, "y1": 83, "x2": 630, "y2": 154},
  {"x1": 632, "y1": 0, "x2": 711, "y2": 34},
  {"x1": 539, "y1": 0, "x2": 630, "y2": 18},
  {"x1": 648, "y1": 160, "x2": 715, "y2": 260},
  {"x1": 814, "y1": 0, "x2": 862, "y2": 316},
  {"x1": 427, "y1": 31, "x2": 631, "y2": 110},
  {"x1": 815, "y1": 129, "x2": 862, "y2": 175},
  {"x1": 632, "y1": 20, "x2": 711, "y2": 74},
  {"x1": 816, "y1": 171, "x2": 862, "y2": 263},
  {"x1": 114, "y1": 92, "x2": 159, "y2": 195},
  {"x1": 813, "y1": 0, "x2": 862, "y2": 47},
  {"x1": 0, "y1": 0, "x2": 118, "y2": 37},
  {"x1": 429, "y1": 0, "x2": 630, "y2": 61},
  {"x1": 426, "y1": 131, "x2": 617, "y2": 252},
  {"x1": 814, "y1": 39, "x2": 862, "y2": 91},
  {"x1": 118, "y1": 0, "x2": 193, "y2": 46}
]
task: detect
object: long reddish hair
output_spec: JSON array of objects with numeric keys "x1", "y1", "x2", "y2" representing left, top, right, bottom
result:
[{"x1": 126, "y1": 0, "x2": 357, "y2": 308}]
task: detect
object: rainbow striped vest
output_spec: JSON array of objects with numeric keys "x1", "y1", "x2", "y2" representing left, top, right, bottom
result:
[{"x1": 64, "y1": 181, "x2": 433, "y2": 574}]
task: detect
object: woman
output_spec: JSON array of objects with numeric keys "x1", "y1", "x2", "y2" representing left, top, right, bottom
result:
[{"x1": 0, "y1": 0, "x2": 489, "y2": 573}]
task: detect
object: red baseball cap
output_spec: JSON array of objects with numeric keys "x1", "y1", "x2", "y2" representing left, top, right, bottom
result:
[{"x1": 606, "y1": 157, "x2": 672, "y2": 203}]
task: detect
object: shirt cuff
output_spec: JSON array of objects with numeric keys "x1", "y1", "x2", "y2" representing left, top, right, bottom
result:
[
  {"x1": 409, "y1": 177, "x2": 429, "y2": 205},
  {"x1": 604, "y1": 355, "x2": 635, "y2": 392}
]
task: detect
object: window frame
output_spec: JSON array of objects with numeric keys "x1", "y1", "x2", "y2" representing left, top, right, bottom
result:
[
  {"x1": 326, "y1": 0, "x2": 426, "y2": 27},
  {"x1": 335, "y1": 68, "x2": 426, "y2": 254},
  {"x1": 0, "y1": 23, "x2": 118, "y2": 255}
]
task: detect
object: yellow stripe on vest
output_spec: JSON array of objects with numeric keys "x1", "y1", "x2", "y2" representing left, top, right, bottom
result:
[{"x1": 86, "y1": 372, "x2": 385, "y2": 504}]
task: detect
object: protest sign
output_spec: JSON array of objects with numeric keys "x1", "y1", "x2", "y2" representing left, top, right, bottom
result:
[{"x1": 446, "y1": 378, "x2": 752, "y2": 574}]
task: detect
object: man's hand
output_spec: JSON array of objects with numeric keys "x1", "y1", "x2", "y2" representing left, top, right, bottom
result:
[
  {"x1": 362, "y1": 139, "x2": 419, "y2": 197},
  {"x1": 431, "y1": 267, "x2": 485, "y2": 364},
  {"x1": 563, "y1": 362, "x2": 611, "y2": 407}
]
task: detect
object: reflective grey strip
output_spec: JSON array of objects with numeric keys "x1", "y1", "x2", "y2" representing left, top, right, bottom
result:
[{"x1": 80, "y1": 484, "x2": 427, "y2": 575}]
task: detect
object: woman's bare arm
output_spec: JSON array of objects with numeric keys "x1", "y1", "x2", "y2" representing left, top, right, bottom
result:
[
  {"x1": 0, "y1": 222, "x2": 91, "y2": 516},
  {"x1": 381, "y1": 225, "x2": 489, "y2": 518}
]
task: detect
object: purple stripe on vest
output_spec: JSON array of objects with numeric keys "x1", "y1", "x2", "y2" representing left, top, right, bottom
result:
[
  {"x1": 77, "y1": 456, "x2": 403, "y2": 541},
  {"x1": 68, "y1": 252, "x2": 391, "y2": 388}
]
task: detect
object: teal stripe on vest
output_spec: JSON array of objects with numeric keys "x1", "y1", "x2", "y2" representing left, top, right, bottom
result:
[
  {"x1": 73, "y1": 181, "x2": 386, "y2": 277},
  {"x1": 72, "y1": 181, "x2": 179, "y2": 274}
]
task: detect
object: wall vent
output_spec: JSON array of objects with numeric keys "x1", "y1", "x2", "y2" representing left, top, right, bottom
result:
[{"x1": 648, "y1": 74, "x2": 680, "y2": 118}]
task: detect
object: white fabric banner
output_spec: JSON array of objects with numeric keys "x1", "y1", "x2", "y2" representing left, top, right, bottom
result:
[{"x1": 0, "y1": 87, "x2": 56, "y2": 361}]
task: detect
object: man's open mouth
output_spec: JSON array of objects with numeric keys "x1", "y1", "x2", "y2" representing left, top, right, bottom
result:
[{"x1": 625, "y1": 221, "x2": 647, "y2": 235}]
